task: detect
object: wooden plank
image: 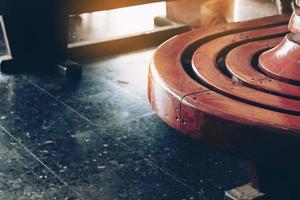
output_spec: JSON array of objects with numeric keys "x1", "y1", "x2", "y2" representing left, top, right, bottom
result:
[
  {"x1": 69, "y1": 0, "x2": 175, "y2": 14},
  {"x1": 68, "y1": 25, "x2": 190, "y2": 60}
]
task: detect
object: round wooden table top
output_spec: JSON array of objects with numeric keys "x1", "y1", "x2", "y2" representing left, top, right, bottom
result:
[{"x1": 148, "y1": 15, "x2": 300, "y2": 170}]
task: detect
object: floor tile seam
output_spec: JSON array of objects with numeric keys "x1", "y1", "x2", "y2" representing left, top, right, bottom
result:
[
  {"x1": 27, "y1": 79, "x2": 201, "y2": 196},
  {"x1": 26, "y1": 78, "x2": 131, "y2": 131},
  {"x1": 83, "y1": 126, "x2": 202, "y2": 197},
  {"x1": 27, "y1": 77, "x2": 156, "y2": 130},
  {"x1": 0, "y1": 124, "x2": 83, "y2": 199},
  {"x1": 142, "y1": 157, "x2": 202, "y2": 196},
  {"x1": 27, "y1": 79, "x2": 99, "y2": 127}
]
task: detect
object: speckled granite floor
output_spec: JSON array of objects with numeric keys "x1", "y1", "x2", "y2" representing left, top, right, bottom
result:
[{"x1": 0, "y1": 49, "x2": 249, "y2": 200}]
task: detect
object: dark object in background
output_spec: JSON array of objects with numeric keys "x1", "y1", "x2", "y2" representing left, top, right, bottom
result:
[
  {"x1": 0, "y1": 0, "x2": 82, "y2": 77},
  {"x1": 275, "y1": 0, "x2": 293, "y2": 14}
]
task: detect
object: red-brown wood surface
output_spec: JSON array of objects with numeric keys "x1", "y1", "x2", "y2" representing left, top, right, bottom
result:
[
  {"x1": 148, "y1": 15, "x2": 289, "y2": 131},
  {"x1": 259, "y1": 7, "x2": 300, "y2": 84},
  {"x1": 259, "y1": 33, "x2": 300, "y2": 83},
  {"x1": 148, "y1": 15, "x2": 300, "y2": 170},
  {"x1": 191, "y1": 25, "x2": 300, "y2": 114},
  {"x1": 225, "y1": 38, "x2": 300, "y2": 98}
]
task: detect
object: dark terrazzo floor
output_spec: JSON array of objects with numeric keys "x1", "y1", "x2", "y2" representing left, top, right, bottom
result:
[{"x1": 0, "y1": 49, "x2": 249, "y2": 200}]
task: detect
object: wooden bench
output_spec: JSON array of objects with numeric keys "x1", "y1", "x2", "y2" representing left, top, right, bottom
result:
[{"x1": 148, "y1": 14, "x2": 300, "y2": 199}]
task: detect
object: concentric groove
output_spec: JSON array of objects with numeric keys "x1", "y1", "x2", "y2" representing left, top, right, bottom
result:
[
  {"x1": 178, "y1": 24, "x2": 300, "y2": 116},
  {"x1": 149, "y1": 15, "x2": 300, "y2": 130},
  {"x1": 149, "y1": 15, "x2": 300, "y2": 169},
  {"x1": 181, "y1": 20, "x2": 289, "y2": 81},
  {"x1": 225, "y1": 38, "x2": 300, "y2": 100}
]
